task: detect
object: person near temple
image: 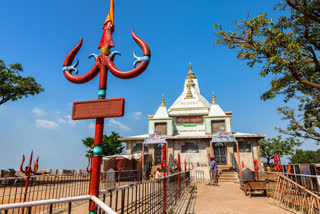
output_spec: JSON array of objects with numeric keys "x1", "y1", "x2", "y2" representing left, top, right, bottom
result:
[
  {"x1": 155, "y1": 168, "x2": 162, "y2": 179},
  {"x1": 210, "y1": 157, "x2": 218, "y2": 185}
]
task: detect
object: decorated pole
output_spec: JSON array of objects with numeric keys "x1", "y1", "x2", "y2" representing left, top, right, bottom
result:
[
  {"x1": 161, "y1": 145, "x2": 167, "y2": 214},
  {"x1": 253, "y1": 159, "x2": 259, "y2": 181},
  {"x1": 20, "y1": 151, "x2": 39, "y2": 214},
  {"x1": 62, "y1": 0, "x2": 151, "y2": 213},
  {"x1": 116, "y1": 158, "x2": 123, "y2": 186},
  {"x1": 235, "y1": 140, "x2": 241, "y2": 170},
  {"x1": 142, "y1": 144, "x2": 144, "y2": 179},
  {"x1": 137, "y1": 160, "x2": 141, "y2": 181},
  {"x1": 177, "y1": 154, "x2": 181, "y2": 199}
]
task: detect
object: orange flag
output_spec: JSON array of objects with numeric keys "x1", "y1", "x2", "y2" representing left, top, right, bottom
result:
[
  {"x1": 287, "y1": 165, "x2": 292, "y2": 173},
  {"x1": 104, "y1": 0, "x2": 114, "y2": 25}
]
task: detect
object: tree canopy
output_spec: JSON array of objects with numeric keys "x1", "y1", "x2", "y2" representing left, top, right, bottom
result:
[
  {"x1": 289, "y1": 149, "x2": 320, "y2": 164},
  {"x1": 259, "y1": 135, "x2": 302, "y2": 165},
  {"x1": 0, "y1": 59, "x2": 44, "y2": 105},
  {"x1": 82, "y1": 131, "x2": 125, "y2": 157},
  {"x1": 214, "y1": 0, "x2": 320, "y2": 142}
]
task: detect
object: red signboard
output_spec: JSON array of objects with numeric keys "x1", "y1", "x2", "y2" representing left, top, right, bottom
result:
[
  {"x1": 72, "y1": 98, "x2": 124, "y2": 120},
  {"x1": 176, "y1": 116, "x2": 203, "y2": 125}
]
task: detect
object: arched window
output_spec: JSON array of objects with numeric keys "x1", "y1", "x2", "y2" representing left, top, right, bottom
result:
[
  {"x1": 132, "y1": 143, "x2": 149, "y2": 154},
  {"x1": 181, "y1": 142, "x2": 199, "y2": 153}
]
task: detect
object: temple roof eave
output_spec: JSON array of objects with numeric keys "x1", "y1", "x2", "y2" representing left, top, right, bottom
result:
[{"x1": 118, "y1": 132, "x2": 266, "y2": 141}]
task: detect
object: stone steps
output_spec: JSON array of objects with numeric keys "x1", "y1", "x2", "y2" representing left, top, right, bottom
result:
[{"x1": 216, "y1": 166, "x2": 239, "y2": 183}]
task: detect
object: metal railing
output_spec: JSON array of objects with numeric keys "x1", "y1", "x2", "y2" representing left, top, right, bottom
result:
[
  {"x1": 0, "y1": 195, "x2": 117, "y2": 214},
  {"x1": 190, "y1": 170, "x2": 204, "y2": 183},
  {"x1": 242, "y1": 171, "x2": 320, "y2": 213},
  {"x1": 0, "y1": 173, "x2": 90, "y2": 213},
  {"x1": 0, "y1": 170, "x2": 139, "y2": 213},
  {"x1": 272, "y1": 173, "x2": 320, "y2": 213},
  {"x1": 0, "y1": 171, "x2": 191, "y2": 214},
  {"x1": 97, "y1": 171, "x2": 191, "y2": 213}
]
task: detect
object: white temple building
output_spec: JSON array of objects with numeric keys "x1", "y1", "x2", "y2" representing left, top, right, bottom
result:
[{"x1": 119, "y1": 64, "x2": 265, "y2": 179}]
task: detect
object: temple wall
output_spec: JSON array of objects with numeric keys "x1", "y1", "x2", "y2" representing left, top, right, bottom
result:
[
  {"x1": 125, "y1": 138, "x2": 263, "y2": 172},
  {"x1": 232, "y1": 138, "x2": 263, "y2": 171},
  {"x1": 170, "y1": 139, "x2": 210, "y2": 167}
]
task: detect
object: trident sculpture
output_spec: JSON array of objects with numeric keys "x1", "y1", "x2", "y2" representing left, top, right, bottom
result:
[
  {"x1": 274, "y1": 154, "x2": 282, "y2": 172},
  {"x1": 62, "y1": 0, "x2": 150, "y2": 213},
  {"x1": 20, "y1": 151, "x2": 39, "y2": 214}
]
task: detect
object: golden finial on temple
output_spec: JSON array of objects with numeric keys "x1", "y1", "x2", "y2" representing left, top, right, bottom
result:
[
  {"x1": 186, "y1": 62, "x2": 196, "y2": 79},
  {"x1": 212, "y1": 91, "x2": 217, "y2": 104},
  {"x1": 161, "y1": 95, "x2": 166, "y2": 107}
]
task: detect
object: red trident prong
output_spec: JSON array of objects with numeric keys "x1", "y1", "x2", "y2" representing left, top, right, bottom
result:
[
  {"x1": 32, "y1": 156, "x2": 39, "y2": 174},
  {"x1": 19, "y1": 151, "x2": 39, "y2": 214},
  {"x1": 86, "y1": 155, "x2": 93, "y2": 173},
  {"x1": 86, "y1": 155, "x2": 93, "y2": 194}
]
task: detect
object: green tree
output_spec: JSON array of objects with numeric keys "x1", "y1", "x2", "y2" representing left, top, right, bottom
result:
[
  {"x1": 290, "y1": 149, "x2": 320, "y2": 164},
  {"x1": 0, "y1": 59, "x2": 44, "y2": 105},
  {"x1": 259, "y1": 135, "x2": 302, "y2": 165},
  {"x1": 214, "y1": 0, "x2": 320, "y2": 142},
  {"x1": 82, "y1": 131, "x2": 125, "y2": 157}
]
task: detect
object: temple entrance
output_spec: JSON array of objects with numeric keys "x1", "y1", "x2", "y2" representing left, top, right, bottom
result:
[
  {"x1": 213, "y1": 142, "x2": 227, "y2": 165},
  {"x1": 154, "y1": 144, "x2": 162, "y2": 165}
]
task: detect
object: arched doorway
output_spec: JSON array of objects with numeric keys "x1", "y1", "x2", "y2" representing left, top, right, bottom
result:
[{"x1": 210, "y1": 131, "x2": 241, "y2": 169}]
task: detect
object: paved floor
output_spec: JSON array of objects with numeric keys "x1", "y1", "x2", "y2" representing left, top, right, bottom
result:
[
  {"x1": 60, "y1": 182, "x2": 293, "y2": 214},
  {"x1": 193, "y1": 182, "x2": 291, "y2": 214}
]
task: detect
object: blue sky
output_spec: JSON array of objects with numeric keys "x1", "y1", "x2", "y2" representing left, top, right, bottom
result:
[{"x1": 0, "y1": 0, "x2": 317, "y2": 169}]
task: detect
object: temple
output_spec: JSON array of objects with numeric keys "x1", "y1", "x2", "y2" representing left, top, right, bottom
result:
[{"x1": 119, "y1": 64, "x2": 265, "y2": 179}]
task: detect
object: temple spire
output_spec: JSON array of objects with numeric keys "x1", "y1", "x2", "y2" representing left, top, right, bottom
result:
[
  {"x1": 161, "y1": 95, "x2": 166, "y2": 107},
  {"x1": 212, "y1": 91, "x2": 217, "y2": 104},
  {"x1": 186, "y1": 63, "x2": 196, "y2": 80},
  {"x1": 153, "y1": 95, "x2": 169, "y2": 118}
]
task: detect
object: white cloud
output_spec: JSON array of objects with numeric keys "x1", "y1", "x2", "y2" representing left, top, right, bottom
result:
[
  {"x1": 133, "y1": 112, "x2": 143, "y2": 120},
  {"x1": 35, "y1": 119, "x2": 59, "y2": 129},
  {"x1": 57, "y1": 115, "x2": 78, "y2": 126},
  {"x1": 32, "y1": 107, "x2": 46, "y2": 116},
  {"x1": 106, "y1": 119, "x2": 131, "y2": 132},
  {"x1": 88, "y1": 122, "x2": 95, "y2": 129},
  {"x1": 58, "y1": 118, "x2": 66, "y2": 124}
]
